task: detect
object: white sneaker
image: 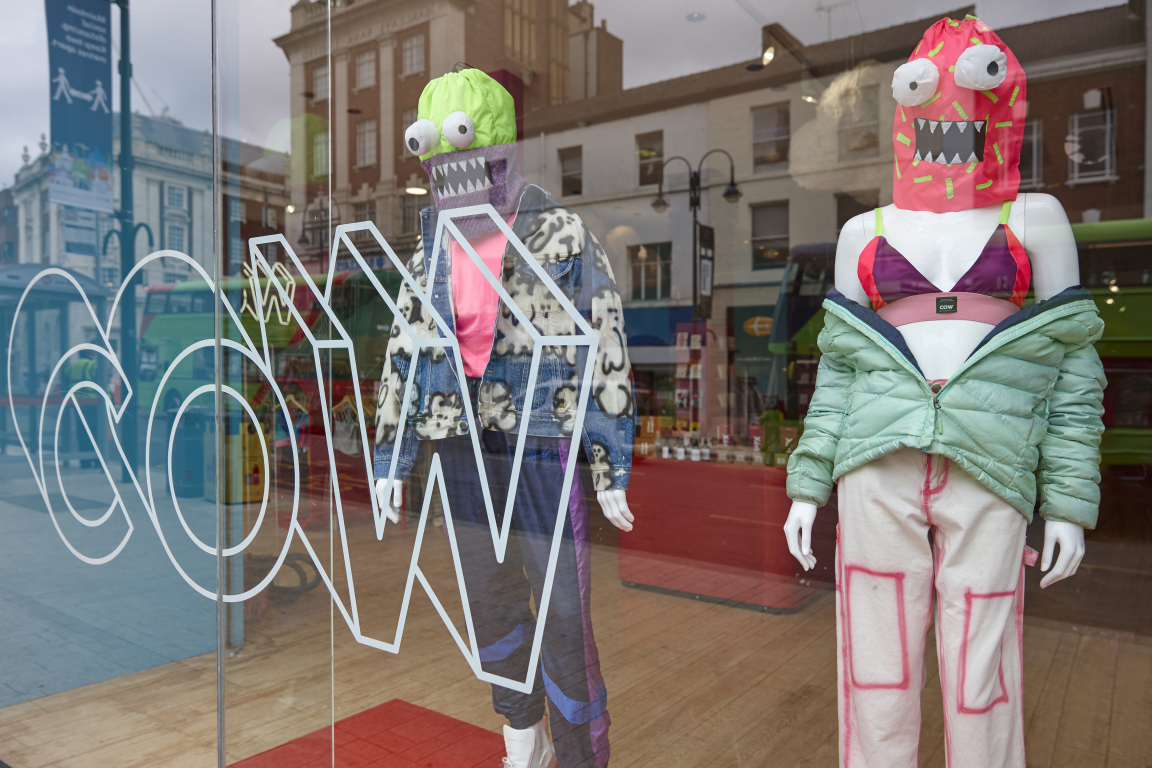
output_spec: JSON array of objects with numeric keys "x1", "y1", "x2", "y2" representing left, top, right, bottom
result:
[{"x1": 501, "y1": 719, "x2": 557, "y2": 768}]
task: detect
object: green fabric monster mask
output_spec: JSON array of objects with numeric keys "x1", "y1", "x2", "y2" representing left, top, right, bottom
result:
[{"x1": 404, "y1": 69, "x2": 524, "y2": 237}]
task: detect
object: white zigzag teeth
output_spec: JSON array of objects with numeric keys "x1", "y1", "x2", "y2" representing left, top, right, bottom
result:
[
  {"x1": 914, "y1": 150, "x2": 922, "y2": 161},
  {"x1": 968, "y1": 151, "x2": 979, "y2": 162},
  {"x1": 957, "y1": 121, "x2": 968, "y2": 133},
  {"x1": 951, "y1": 153, "x2": 962, "y2": 164},
  {"x1": 942, "y1": 121, "x2": 952, "y2": 133},
  {"x1": 930, "y1": 121, "x2": 938, "y2": 133},
  {"x1": 918, "y1": 118, "x2": 926, "y2": 129},
  {"x1": 975, "y1": 121, "x2": 985, "y2": 132}
]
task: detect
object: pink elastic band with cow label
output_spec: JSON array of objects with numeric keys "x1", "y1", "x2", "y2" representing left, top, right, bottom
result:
[{"x1": 877, "y1": 292, "x2": 1020, "y2": 327}]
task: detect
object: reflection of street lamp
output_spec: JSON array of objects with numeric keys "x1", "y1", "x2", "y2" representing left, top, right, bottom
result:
[{"x1": 650, "y1": 149, "x2": 742, "y2": 318}]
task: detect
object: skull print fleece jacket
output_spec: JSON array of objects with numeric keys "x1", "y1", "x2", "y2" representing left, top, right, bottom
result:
[{"x1": 373, "y1": 184, "x2": 635, "y2": 491}]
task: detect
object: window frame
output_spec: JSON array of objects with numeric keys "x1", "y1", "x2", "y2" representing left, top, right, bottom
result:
[
  {"x1": 636, "y1": 131, "x2": 664, "y2": 187},
  {"x1": 401, "y1": 34, "x2": 425, "y2": 77},
  {"x1": 166, "y1": 185, "x2": 185, "y2": 209},
  {"x1": 312, "y1": 62, "x2": 329, "y2": 101},
  {"x1": 1067, "y1": 108, "x2": 1117, "y2": 185},
  {"x1": 837, "y1": 84, "x2": 881, "y2": 161},
  {"x1": 628, "y1": 241, "x2": 673, "y2": 302},
  {"x1": 354, "y1": 50, "x2": 376, "y2": 90},
  {"x1": 750, "y1": 200, "x2": 790, "y2": 271},
  {"x1": 558, "y1": 145, "x2": 583, "y2": 197},
  {"x1": 355, "y1": 120, "x2": 378, "y2": 168},
  {"x1": 752, "y1": 102, "x2": 791, "y2": 172},
  {"x1": 165, "y1": 223, "x2": 185, "y2": 253}
]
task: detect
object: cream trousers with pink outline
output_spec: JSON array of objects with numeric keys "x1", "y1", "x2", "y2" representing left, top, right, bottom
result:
[{"x1": 835, "y1": 448, "x2": 1037, "y2": 768}]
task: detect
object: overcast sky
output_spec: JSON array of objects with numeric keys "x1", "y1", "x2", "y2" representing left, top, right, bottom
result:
[{"x1": 0, "y1": 0, "x2": 1127, "y2": 188}]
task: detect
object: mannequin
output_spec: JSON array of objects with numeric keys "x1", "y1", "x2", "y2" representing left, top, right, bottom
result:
[
  {"x1": 782, "y1": 16, "x2": 1105, "y2": 768},
  {"x1": 373, "y1": 69, "x2": 635, "y2": 768},
  {"x1": 784, "y1": 195, "x2": 1086, "y2": 586}
]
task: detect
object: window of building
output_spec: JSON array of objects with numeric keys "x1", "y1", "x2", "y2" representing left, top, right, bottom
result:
[
  {"x1": 559, "y1": 146, "x2": 582, "y2": 196},
  {"x1": 100, "y1": 267, "x2": 119, "y2": 285},
  {"x1": 312, "y1": 63, "x2": 329, "y2": 101},
  {"x1": 163, "y1": 272, "x2": 187, "y2": 284},
  {"x1": 229, "y1": 234, "x2": 243, "y2": 262},
  {"x1": 352, "y1": 201, "x2": 376, "y2": 241},
  {"x1": 166, "y1": 224, "x2": 185, "y2": 253},
  {"x1": 1019, "y1": 119, "x2": 1043, "y2": 188},
  {"x1": 636, "y1": 131, "x2": 664, "y2": 187},
  {"x1": 1, "y1": 206, "x2": 16, "y2": 226},
  {"x1": 355, "y1": 120, "x2": 377, "y2": 167},
  {"x1": 751, "y1": 201, "x2": 789, "y2": 270},
  {"x1": 629, "y1": 242, "x2": 672, "y2": 301},
  {"x1": 402, "y1": 107, "x2": 418, "y2": 128},
  {"x1": 401, "y1": 34, "x2": 425, "y2": 76},
  {"x1": 265, "y1": 208, "x2": 277, "y2": 229},
  {"x1": 313, "y1": 131, "x2": 329, "y2": 177},
  {"x1": 166, "y1": 185, "x2": 185, "y2": 209},
  {"x1": 1068, "y1": 109, "x2": 1115, "y2": 184},
  {"x1": 835, "y1": 190, "x2": 878, "y2": 236},
  {"x1": 752, "y1": 103, "x2": 790, "y2": 171},
  {"x1": 228, "y1": 198, "x2": 245, "y2": 222},
  {"x1": 402, "y1": 192, "x2": 428, "y2": 234},
  {"x1": 547, "y1": 0, "x2": 568, "y2": 106},
  {"x1": 837, "y1": 85, "x2": 880, "y2": 160},
  {"x1": 1, "y1": 241, "x2": 14, "y2": 263},
  {"x1": 355, "y1": 51, "x2": 376, "y2": 90},
  {"x1": 504, "y1": 0, "x2": 536, "y2": 66}
]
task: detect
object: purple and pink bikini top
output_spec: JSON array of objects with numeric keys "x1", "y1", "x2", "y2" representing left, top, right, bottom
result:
[{"x1": 858, "y1": 202, "x2": 1031, "y2": 327}]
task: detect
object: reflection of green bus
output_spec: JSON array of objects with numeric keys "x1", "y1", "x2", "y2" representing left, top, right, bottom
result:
[
  {"x1": 138, "y1": 270, "x2": 401, "y2": 413},
  {"x1": 1071, "y1": 218, "x2": 1152, "y2": 469}
]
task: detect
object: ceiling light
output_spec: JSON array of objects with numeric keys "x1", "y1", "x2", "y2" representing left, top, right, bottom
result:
[
  {"x1": 686, "y1": 12, "x2": 705, "y2": 21},
  {"x1": 762, "y1": 46, "x2": 775, "y2": 66}
]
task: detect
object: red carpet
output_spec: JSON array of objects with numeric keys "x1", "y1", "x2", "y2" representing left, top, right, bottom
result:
[{"x1": 231, "y1": 699, "x2": 505, "y2": 768}]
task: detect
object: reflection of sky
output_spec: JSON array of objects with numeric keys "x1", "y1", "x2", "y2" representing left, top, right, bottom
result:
[{"x1": 0, "y1": 0, "x2": 1125, "y2": 191}]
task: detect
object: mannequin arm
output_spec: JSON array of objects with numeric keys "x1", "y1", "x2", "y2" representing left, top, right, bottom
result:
[
  {"x1": 1039, "y1": 519, "x2": 1085, "y2": 588},
  {"x1": 1019, "y1": 193, "x2": 1080, "y2": 301},
  {"x1": 598, "y1": 490, "x2": 633, "y2": 532},
  {"x1": 373, "y1": 478, "x2": 402, "y2": 524},
  {"x1": 783, "y1": 501, "x2": 818, "y2": 571}
]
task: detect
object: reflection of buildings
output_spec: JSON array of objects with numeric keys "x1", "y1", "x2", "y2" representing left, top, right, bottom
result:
[
  {"x1": 272, "y1": 0, "x2": 622, "y2": 266},
  {"x1": 3, "y1": 112, "x2": 287, "y2": 357},
  {"x1": 518, "y1": 4, "x2": 1149, "y2": 446}
]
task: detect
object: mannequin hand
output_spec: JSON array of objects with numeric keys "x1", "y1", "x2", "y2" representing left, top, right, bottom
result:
[
  {"x1": 374, "y1": 478, "x2": 402, "y2": 524},
  {"x1": 598, "y1": 490, "x2": 634, "y2": 532},
  {"x1": 784, "y1": 501, "x2": 818, "y2": 571},
  {"x1": 1040, "y1": 519, "x2": 1085, "y2": 588}
]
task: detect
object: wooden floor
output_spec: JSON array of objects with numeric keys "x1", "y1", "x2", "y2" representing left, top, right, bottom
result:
[{"x1": 2, "y1": 505, "x2": 1151, "y2": 768}]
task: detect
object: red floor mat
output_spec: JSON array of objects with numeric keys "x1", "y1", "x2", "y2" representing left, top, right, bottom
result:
[{"x1": 231, "y1": 699, "x2": 505, "y2": 768}]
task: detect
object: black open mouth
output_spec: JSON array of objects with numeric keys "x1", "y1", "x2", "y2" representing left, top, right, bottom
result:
[
  {"x1": 430, "y1": 156, "x2": 494, "y2": 199},
  {"x1": 913, "y1": 118, "x2": 986, "y2": 165}
]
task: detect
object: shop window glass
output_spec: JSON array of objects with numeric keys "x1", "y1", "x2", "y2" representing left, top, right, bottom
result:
[
  {"x1": 836, "y1": 190, "x2": 878, "y2": 236},
  {"x1": 313, "y1": 131, "x2": 329, "y2": 176},
  {"x1": 752, "y1": 102, "x2": 790, "y2": 171},
  {"x1": 751, "y1": 201, "x2": 789, "y2": 269}
]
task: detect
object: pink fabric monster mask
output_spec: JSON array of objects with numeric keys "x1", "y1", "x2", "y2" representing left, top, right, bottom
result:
[{"x1": 891, "y1": 17, "x2": 1026, "y2": 212}]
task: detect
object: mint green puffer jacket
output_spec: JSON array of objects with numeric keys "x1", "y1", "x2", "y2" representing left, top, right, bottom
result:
[{"x1": 786, "y1": 286, "x2": 1107, "y2": 528}]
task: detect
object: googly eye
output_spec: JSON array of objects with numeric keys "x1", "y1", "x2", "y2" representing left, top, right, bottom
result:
[
  {"x1": 404, "y1": 119, "x2": 440, "y2": 156},
  {"x1": 891, "y1": 59, "x2": 939, "y2": 107},
  {"x1": 954, "y1": 44, "x2": 1009, "y2": 91},
  {"x1": 441, "y1": 111, "x2": 475, "y2": 149}
]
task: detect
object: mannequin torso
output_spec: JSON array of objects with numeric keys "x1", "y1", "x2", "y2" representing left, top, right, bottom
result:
[
  {"x1": 835, "y1": 193, "x2": 1079, "y2": 379},
  {"x1": 785, "y1": 192, "x2": 1087, "y2": 585}
]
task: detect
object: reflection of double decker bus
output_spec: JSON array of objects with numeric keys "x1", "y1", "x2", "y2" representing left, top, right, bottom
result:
[{"x1": 139, "y1": 268, "x2": 402, "y2": 518}]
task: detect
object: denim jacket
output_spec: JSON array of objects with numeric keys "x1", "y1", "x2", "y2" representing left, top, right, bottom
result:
[{"x1": 373, "y1": 184, "x2": 635, "y2": 490}]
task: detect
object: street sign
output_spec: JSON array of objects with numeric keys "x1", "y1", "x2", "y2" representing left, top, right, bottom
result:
[{"x1": 45, "y1": 0, "x2": 114, "y2": 212}]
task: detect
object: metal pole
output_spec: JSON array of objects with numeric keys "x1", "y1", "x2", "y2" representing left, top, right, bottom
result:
[{"x1": 114, "y1": 0, "x2": 137, "y2": 482}]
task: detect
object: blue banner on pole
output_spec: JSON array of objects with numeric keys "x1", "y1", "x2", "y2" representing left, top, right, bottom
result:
[{"x1": 46, "y1": 0, "x2": 114, "y2": 212}]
